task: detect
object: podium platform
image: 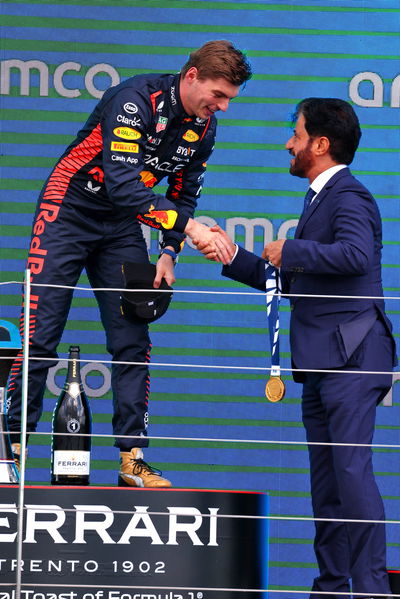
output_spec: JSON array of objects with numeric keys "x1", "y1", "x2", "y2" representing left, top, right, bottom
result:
[{"x1": 0, "y1": 485, "x2": 269, "y2": 598}]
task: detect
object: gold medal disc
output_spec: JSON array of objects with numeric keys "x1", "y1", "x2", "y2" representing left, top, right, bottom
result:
[{"x1": 265, "y1": 376, "x2": 285, "y2": 402}]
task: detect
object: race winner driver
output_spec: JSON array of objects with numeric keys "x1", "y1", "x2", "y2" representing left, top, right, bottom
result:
[{"x1": 7, "y1": 40, "x2": 252, "y2": 487}]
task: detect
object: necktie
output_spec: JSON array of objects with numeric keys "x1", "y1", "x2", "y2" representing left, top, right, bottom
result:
[{"x1": 302, "y1": 187, "x2": 316, "y2": 214}]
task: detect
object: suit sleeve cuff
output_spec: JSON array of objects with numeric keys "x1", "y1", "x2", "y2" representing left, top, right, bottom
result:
[{"x1": 173, "y1": 213, "x2": 189, "y2": 234}]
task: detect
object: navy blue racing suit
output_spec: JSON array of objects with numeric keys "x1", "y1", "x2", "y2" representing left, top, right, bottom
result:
[{"x1": 7, "y1": 72, "x2": 216, "y2": 450}]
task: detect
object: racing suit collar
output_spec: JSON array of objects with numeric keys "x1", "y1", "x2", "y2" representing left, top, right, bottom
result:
[{"x1": 172, "y1": 73, "x2": 192, "y2": 120}]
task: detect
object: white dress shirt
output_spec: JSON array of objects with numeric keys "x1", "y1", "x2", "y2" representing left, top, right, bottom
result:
[{"x1": 308, "y1": 164, "x2": 347, "y2": 202}]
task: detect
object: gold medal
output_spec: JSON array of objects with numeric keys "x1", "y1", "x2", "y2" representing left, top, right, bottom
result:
[{"x1": 265, "y1": 376, "x2": 285, "y2": 402}]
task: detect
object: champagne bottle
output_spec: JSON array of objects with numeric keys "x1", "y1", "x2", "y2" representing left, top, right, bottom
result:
[{"x1": 51, "y1": 346, "x2": 92, "y2": 485}]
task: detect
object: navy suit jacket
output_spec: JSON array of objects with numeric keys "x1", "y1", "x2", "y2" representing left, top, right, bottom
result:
[{"x1": 223, "y1": 167, "x2": 397, "y2": 381}]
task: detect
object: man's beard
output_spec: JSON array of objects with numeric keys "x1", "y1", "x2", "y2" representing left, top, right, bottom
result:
[{"x1": 289, "y1": 141, "x2": 314, "y2": 178}]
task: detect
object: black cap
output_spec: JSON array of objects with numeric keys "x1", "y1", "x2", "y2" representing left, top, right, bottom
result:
[{"x1": 120, "y1": 262, "x2": 173, "y2": 323}]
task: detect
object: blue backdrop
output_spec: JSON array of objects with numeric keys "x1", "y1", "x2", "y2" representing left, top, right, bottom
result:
[{"x1": 0, "y1": 0, "x2": 399, "y2": 593}]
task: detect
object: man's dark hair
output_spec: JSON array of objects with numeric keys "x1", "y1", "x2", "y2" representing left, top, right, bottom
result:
[
  {"x1": 181, "y1": 40, "x2": 252, "y2": 87},
  {"x1": 293, "y1": 97, "x2": 362, "y2": 165}
]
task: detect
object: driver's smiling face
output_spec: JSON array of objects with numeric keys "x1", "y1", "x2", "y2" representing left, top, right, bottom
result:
[{"x1": 181, "y1": 67, "x2": 240, "y2": 119}]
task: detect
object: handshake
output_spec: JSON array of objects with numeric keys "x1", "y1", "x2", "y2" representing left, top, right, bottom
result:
[
  {"x1": 185, "y1": 218, "x2": 285, "y2": 267},
  {"x1": 185, "y1": 219, "x2": 235, "y2": 265}
]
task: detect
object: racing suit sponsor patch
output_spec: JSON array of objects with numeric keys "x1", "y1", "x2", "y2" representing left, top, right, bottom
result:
[
  {"x1": 123, "y1": 102, "x2": 138, "y2": 114},
  {"x1": 110, "y1": 141, "x2": 139, "y2": 153},
  {"x1": 116, "y1": 114, "x2": 141, "y2": 127},
  {"x1": 113, "y1": 127, "x2": 141, "y2": 140},
  {"x1": 156, "y1": 116, "x2": 168, "y2": 133},
  {"x1": 144, "y1": 204, "x2": 178, "y2": 230},
  {"x1": 140, "y1": 170, "x2": 158, "y2": 188},
  {"x1": 183, "y1": 129, "x2": 199, "y2": 142}
]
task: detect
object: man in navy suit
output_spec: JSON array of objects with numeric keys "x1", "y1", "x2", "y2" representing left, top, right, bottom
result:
[{"x1": 196, "y1": 98, "x2": 397, "y2": 599}]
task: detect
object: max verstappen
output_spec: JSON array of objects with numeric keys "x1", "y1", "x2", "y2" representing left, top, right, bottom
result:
[{"x1": 7, "y1": 40, "x2": 252, "y2": 488}]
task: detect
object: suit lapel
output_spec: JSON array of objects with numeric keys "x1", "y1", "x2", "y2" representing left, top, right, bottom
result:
[
  {"x1": 295, "y1": 186, "x2": 330, "y2": 238},
  {"x1": 295, "y1": 167, "x2": 351, "y2": 239}
]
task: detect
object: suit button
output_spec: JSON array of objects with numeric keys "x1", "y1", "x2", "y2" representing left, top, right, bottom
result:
[{"x1": 291, "y1": 277, "x2": 296, "y2": 283}]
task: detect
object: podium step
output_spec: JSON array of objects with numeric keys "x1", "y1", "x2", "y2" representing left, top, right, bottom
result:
[{"x1": 0, "y1": 485, "x2": 269, "y2": 598}]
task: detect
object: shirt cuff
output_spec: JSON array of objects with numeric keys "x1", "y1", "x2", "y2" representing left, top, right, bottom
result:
[{"x1": 228, "y1": 244, "x2": 239, "y2": 265}]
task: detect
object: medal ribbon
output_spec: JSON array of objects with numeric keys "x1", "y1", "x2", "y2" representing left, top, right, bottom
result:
[{"x1": 265, "y1": 264, "x2": 282, "y2": 377}]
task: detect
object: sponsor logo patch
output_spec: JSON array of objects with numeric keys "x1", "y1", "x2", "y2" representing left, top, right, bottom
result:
[
  {"x1": 123, "y1": 102, "x2": 138, "y2": 114},
  {"x1": 147, "y1": 135, "x2": 161, "y2": 145},
  {"x1": 110, "y1": 141, "x2": 139, "y2": 153},
  {"x1": 170, "y1": 85, "x2": 177, "y2": 105},
  {"x1": 113, "y1": 127, "x2": 141, "y2": 140},
  {"x1": 85, "y1": 180, "x2": 101, "y2": 194},
  {"x1": 177, "y1": 145, "x2": 194, "y2": 156},
  {"x1": 156, "y1": 115, "x2": 168, "y2": 133},
  {"x1": 140, "y1": 171, "x2": 158, "y2": 188},
  {"x1": 183, "y1": 129, "x2": 199, "y2": 142},
  {"x1": 117, "y1": 114, "x2": 141, "y2": 127},
  {"x1": 88, "y1": 166, "x2": 104, "y2": 183},
  {"x1": 144, "y1": 155, "x2": 186, "y2": 172},
  {"x1": 144, "y1": 204, "x2": 178, "y2": 229}
]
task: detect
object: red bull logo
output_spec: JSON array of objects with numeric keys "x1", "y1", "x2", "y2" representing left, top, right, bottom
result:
[{"x1": 143, "y1": 204, "x2": 177, "y2": 230}]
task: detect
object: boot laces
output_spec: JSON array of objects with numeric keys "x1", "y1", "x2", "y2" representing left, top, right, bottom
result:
[{"x1": 130, "y1": 458, "x2": 162, "y2": 477}]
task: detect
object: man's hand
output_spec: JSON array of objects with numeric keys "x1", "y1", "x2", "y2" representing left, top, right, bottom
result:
[
  {"x1": 185, "y1": 219, "x2": 234, "y2": 265},
  {"x1": 262, "y1": 239, "x2": 286, "y2": 268},
  {"x1": 193, "y1": 225, "x2": 236, "y2": 264},
  {"x1": 154, "y1": 249, "x2": 176, "y2": 288}
]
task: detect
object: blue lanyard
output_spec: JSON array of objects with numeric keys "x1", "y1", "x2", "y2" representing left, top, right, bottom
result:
[{"x1": 265, "y1": 264, "x2": 282, "y2": 377}]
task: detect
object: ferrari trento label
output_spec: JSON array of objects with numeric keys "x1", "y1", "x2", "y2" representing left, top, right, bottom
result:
[{"x1": 53, "y1": 450, "x2": 91, "y2": 474}]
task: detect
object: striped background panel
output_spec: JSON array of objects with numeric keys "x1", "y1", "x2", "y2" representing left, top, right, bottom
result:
[{"x1": 0, "y1": 0, "x2": 399, "y2": 592}]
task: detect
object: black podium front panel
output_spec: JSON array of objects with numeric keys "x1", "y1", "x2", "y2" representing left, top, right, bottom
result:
[{"x1": 0, "y1": 486, "x2": 269, "y2": 598}]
